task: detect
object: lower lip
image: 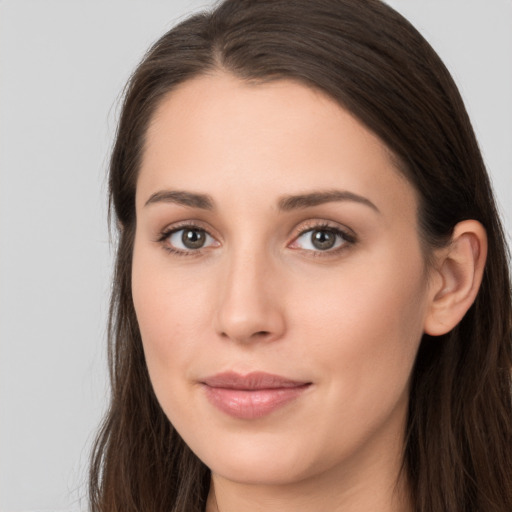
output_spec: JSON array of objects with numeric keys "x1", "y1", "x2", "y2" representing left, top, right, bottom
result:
[{"x1": 202, "y1": 384, "x2": 310, "y2": 419}]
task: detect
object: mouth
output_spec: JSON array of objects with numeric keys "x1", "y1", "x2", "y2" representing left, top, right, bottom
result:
[{"x1": 200, "y1": 371, "x2": 312, "y2": 420}]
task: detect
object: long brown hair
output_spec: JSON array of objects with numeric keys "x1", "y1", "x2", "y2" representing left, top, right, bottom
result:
[{"x1": 89, "y1": 0, "x2": 512, "y2": 510}]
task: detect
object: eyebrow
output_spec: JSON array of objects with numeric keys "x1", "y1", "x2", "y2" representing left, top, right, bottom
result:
[
  {"x1": 143, "y1": 188, "x2": 380, "y2": 214},
  {"x1": 278, "y1": 190, "x2": 380, "y2": 213},
  {"x1": 144, "y1": 190, "x2": 214, "y2": 210}
]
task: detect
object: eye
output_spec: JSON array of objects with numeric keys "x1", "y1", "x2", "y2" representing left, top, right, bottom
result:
[
  {"x1": 291, "y1": 226, "x2": 354, "y2": 252},
  {"x1": 164, "y1": 226, "x2": 218, "y2": 252}
]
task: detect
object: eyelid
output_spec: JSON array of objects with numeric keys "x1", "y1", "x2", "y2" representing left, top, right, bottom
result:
[
  {"x1": 289, "y1": 219, "x2": 356, "y2": 240},
  {"x1": 288, "y1": 219, "x2": 357, "y2": 253},
  {"x1": 156, "y1": 220, "x2": 221, "y2": 256},
  {"x1": 155, "y1": 218, "x2": 356, "y2": 256},
  {"x1": 157, "y1": 218, "x2": 220, "y2": 239}
]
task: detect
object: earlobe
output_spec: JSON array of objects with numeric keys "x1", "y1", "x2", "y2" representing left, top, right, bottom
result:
[{"x1": 424, "y1": 220, "x2": 487, "y2": 336}]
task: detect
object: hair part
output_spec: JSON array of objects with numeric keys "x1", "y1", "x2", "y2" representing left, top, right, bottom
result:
[{"x1": 90, "y1": 1, "x2": 512, "y2": 510}]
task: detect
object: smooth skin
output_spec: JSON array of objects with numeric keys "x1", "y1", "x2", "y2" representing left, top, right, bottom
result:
[{"x1": 132, "y1": 72, "x2": 487, "y2": 512}]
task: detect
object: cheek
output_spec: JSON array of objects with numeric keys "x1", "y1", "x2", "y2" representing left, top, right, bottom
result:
[
  {"x1": 130, "y1": 227, "x2": 430, "y2": 481},
  {"x1": 288, "y1": 245, "x2": 428, "y2": 412},
  {"x1": 131, "y1": 242, "x2": 211, "y2": 392}
]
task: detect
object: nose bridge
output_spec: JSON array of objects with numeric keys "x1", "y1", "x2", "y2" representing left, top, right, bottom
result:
[{"x1": 215, "y1": 239, "x2": 285, "y2": 344}]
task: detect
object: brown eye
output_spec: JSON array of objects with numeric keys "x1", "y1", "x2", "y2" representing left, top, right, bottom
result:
[
  {"x1": 166, "y1": 227, "x2": 217, "y2": 252},
  {"x1": 310, "y1": 230, "x2": 336, "y2": 250},
  {"x1": 292, "y1": 226, "x2": 352, "y2": 252},
  {"x1": 181, "y1": 228, "x2": 206, "y2": 249}
]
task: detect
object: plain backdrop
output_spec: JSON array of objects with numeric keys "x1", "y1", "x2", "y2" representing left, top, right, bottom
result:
[{"x1": 0, "y1": 1, "x2": 511, "y2": 510}]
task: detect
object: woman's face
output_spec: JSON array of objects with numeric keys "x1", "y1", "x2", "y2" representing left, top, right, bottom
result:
[{"x1": 132, "y1": 73, "x2": 434, "y2": 486}]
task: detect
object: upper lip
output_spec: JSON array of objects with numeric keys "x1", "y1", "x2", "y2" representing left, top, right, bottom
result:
[{"x1": 201, "y1": 371, "x2": 311, "y2": 390}]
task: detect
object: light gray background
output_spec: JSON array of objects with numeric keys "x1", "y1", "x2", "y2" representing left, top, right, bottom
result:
[{"x1": 1, "y1": 1, "x2": 510, "y2": 511}]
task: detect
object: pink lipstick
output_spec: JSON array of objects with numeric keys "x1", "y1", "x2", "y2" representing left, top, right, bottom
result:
[{"x1": 201, "y1": 371, "x2": 311, "y2": 419}]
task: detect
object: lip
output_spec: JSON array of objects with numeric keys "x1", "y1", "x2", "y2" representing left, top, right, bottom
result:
[{"x1": 200, "y1": 371, "x2": 311, "y2": 420}]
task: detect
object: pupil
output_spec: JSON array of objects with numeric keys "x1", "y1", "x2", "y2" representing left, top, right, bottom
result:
[
  {"x1": 182, "y1": 229, "x2": 206, "y2": 249},
  {"x1": 312, "y1": 230, "x2": 335, "y2": 250}
]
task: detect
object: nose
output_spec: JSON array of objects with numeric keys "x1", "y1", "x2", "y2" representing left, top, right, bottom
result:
[{"x1": 214, "y1": 249, "x2": 286, "y2": 344}]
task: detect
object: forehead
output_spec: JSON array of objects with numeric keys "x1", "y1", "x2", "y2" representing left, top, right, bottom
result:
[{"x1": 137, "y1": 72, "x2": 416, "y2": 217}]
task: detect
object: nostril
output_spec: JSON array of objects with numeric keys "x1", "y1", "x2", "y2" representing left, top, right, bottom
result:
[{"x1": 219, "y1": 329, "x2": 275, "y2": 343}]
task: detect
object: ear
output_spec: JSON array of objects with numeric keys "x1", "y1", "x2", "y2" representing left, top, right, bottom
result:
[{"x1": 424, "y1": 220, "x2": 487, "y2": 336}]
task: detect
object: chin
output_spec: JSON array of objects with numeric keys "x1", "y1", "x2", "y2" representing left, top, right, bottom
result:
[
  {"x1": 185, "y1": 428, "x2": 331, "y2": 486},
  {"x1": 209, "y1": 456, "x2": 311, "y2": 486}
]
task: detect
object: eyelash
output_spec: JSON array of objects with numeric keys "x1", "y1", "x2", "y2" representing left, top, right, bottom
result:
[
  {"x1": 291, "y1": 222, "x2": 357, "y2": 257},
  {"x1": 156, "y1": 221, "x2": 357, "y2": 257},
  {"x1": 156, "y1": 222, "x2": 215, "y2": 257}
]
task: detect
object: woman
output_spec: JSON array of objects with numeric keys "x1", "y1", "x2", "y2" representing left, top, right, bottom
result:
[{"x1": 89, "y1": 0, "x2": 512, "y2": 510}]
